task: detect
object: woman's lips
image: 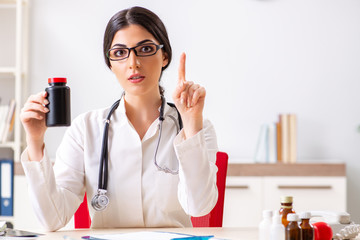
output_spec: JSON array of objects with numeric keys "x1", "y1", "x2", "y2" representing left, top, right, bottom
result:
[{"x1": 128, "y1": 74, "x2": 145, "y2": 83}]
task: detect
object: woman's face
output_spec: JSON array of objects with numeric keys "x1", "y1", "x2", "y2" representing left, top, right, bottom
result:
[{"x1": 109, "y1": 24, "x2": 168, "y2": 98}]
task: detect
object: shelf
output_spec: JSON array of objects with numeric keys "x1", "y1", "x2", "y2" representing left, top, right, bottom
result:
[
  {"x1": 0, "y1": 67, "x2": 16, "y2": 75},
  {"x1": 227, "y1": 162, "x2": 346, "y2": 177},
  {"x1": 0, "y1": 0, "x2": 17, "y2": 8},
  {"x1": 0, "y1": 141, "x2": 16, "y2": 149},
  {"x1": 0, "y1": 0, "x2": 27, "y2": 5}
]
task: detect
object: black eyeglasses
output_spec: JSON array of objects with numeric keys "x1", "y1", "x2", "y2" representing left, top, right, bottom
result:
[{"x1": 107, "y1": 43, "x2": 164, "y2": 61}]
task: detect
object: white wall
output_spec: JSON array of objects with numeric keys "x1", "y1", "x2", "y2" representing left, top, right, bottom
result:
[{"x1": 26, "y1": 0, "x2": 360, "y2": 222}]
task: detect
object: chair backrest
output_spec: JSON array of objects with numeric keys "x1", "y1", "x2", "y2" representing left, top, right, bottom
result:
[
  {"x1": 74, "y1": 192, "x2": 91, "y2": 228},
  {"x1": 191, "y1": 151, "x2": 229, "y2": 227},
  {"x1": 74, "y1": 151, "x2": 228, "y2": 229}
]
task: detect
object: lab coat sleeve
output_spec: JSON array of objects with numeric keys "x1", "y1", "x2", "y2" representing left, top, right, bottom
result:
[
  {"x1": 21, "y1": 116, "x2": 86, "y2": 231},
  {"x1": 174, "y1": 119, "x2": 219, "y2": 217}
]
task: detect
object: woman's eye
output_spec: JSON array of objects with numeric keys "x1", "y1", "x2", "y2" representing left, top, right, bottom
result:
[
  {"x1": 114, "y1": 49, "x2": 127, "y2": 57},
  {"x1": 140, "y1": 45, "x2": 155, "y2": 53}
]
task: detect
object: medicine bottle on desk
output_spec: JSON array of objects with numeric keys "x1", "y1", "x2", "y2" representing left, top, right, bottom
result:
[
  {"x1": 300, "y1": 212, "x2": 314, "y2": 240},
  {"x1": 45, "y1": 77, "x2": 71, "y2": 127},
  {"x1": 279, "y1": 196, "x2": 295, "y2": 227},
  {"x1": 259, "y1": 210, "x2": 273, "y2": 240},
  {"x1": 270, "y1": 211, "x2": 285, "y2": 240},
  {"x1": 285, "y1": 213, "x2": 301, "y2": 240}
]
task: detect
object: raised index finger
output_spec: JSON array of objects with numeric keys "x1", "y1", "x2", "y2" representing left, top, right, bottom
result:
[{"x1": 178, "y1": 52, "x2": 186, "y2": 84}]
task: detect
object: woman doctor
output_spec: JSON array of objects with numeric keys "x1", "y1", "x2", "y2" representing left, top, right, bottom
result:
[{"x1": 20, "y1": 6, "x2": 218, "y2": 231}]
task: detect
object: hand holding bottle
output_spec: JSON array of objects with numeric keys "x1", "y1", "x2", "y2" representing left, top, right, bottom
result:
[{"x1": 20, "y1": 91, "x2": 49, "y2": 161}]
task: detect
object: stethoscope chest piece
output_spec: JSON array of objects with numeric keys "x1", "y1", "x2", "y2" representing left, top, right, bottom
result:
[{"x1": 91, "y1": 189, "x2": 109, "y2": 211}]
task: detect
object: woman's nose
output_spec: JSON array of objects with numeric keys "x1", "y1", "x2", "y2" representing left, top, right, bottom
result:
[{"x1": 127, "y1": 50, "x2": 141, "y2": 69}]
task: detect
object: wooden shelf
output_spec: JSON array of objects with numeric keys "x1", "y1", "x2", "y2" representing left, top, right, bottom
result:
[
  {"x1": 227, "y1": 163, "x2": 346, "y2": 177},
  {"x1": 0, "y1": 141, "x2": 16, "y2": 149},
  {"x1": 0, "y1": 67, "x2": 16, "y2": 74}
]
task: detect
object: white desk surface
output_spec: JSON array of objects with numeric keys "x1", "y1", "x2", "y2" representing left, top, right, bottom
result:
[{"x1": 33, "y1": 227, "x2": 258, "y2": 240}]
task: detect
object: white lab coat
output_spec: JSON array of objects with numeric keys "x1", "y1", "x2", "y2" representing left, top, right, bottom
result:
[{"x1": 21, "y1": 99, "x2": 218, "y2": 231}]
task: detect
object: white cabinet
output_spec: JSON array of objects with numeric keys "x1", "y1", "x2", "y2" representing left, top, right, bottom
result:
[
  {"x1": 223, "y1": 175, "x2": 347, "y2": 227},
  {"x1": 4, "y1": 175, "x2": 75, "y2": 230},
  {"x1": 263, "y1": 176, "x2": 346, "y2": 212},
  {"x1": 223, "y1": 177, "x2": 263, "y2": 227}
]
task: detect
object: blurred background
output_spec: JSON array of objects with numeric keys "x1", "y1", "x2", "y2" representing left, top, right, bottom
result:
[{"x1": 1, "y1": 0, "x2": 360, "y2": 225}]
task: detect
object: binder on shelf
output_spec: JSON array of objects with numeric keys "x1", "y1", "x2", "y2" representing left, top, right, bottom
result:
[{"x1": 0, "y1": 159, "x2": 14, "y2": 216}]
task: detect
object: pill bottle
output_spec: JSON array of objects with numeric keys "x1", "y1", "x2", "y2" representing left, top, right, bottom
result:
[
  {"x1": 300, "y1": 212, "x2": 314, "y2": 240},
  {"x1": 270, "y1": 211, "x2": 285, "y2": 240},
  {"x1": 279, "y1": 196, "x2": 295, "y2": 227},
  {"x1": 285, "y1": 213, "x2": 301, "y2": 240},
  {"x1": 259, "y1": 209, "x2": 273, "y2": 240},
  {"x1": 45, "y1": 77, "x2": 71, "y2": 127}
]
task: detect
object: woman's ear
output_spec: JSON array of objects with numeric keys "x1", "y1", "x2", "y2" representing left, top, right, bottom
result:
[{"x1": 162, "y1": 52, "x2": 169, "y2": 68}]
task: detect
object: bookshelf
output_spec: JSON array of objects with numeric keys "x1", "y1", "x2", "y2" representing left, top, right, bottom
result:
[{"x1": 0, "y1": 0, "x2": 29, "y2": 162}]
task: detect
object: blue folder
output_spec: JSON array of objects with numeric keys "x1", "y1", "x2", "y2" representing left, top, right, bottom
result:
[{"x1": 0, "y1": 159, "x2": 14, "y2": 216}]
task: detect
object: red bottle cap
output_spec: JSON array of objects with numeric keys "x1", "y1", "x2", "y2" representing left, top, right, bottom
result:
[{"x1": 48, "y1": 77, "x2": 67, "y2": 83}]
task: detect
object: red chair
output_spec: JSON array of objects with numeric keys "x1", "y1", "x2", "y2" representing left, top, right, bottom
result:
[
  {"x1": 74, "y1": 151, "x2": 228, "y2": 228},
  {"x1": 74, "y1": 192, "x2": 91, "y2": 228},
  {"x1": 191, "y1": 151, "x2": 228, "y2": 227}
]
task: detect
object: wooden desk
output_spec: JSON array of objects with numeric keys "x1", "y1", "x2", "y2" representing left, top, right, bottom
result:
[{"x1": 34, "y1": 227, "x2": 258, "y2": 240}]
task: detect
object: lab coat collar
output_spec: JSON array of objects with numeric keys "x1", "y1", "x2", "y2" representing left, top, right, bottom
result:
[{"x1": 116, "y1": 96, "x2": 178, "y2": 120}]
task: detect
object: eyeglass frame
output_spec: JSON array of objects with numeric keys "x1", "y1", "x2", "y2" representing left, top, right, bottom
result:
[{"x1": 106, "y1": 43, "x2": 164, "y2": 61}]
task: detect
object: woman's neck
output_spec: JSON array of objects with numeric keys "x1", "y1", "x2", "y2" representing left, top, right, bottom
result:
[{"x1": 123, "y1": 92, "x2": 162, "y2": 139}]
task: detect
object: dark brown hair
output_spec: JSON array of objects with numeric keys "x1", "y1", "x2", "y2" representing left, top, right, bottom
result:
[
  {"x1": 103, "y1": 7, "x2": 172, "y2": 95},
  {"x1": 103, "y1": 7, "x2": 172, "y2": 96}
]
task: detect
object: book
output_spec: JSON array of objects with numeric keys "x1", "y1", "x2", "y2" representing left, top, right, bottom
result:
[
  {"x1": 276, "y1": 121, "x2": 282, "y2": 162},
  {"x1": 0, "y1": 105, "x2": 9, "y2": 142},
  {"x1": 1, "y1": 99, "x2": 16, "y2": 143},
  {"x1": 279, "y1": 114, "x2": 289, "y2": 163},
  {"x1": 288, "y1": 114, "x2": 297, "y2": 163},
  {"x1": 254, "y1": 124, "x2": 269, "y2": 163},
  {"x1": 268, "y1": 123, "x2": 277, "y2": 163},
  {"x1": 277, "y1": 113, "x2": 297, "y2": 164}
]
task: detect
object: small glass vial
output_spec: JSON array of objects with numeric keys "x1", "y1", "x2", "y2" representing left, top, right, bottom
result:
[
  {"x1": 279, "y1": 196, "x2": 296, "y2": 227},
  {"x1": 300, "y1": 212, "x2": 314, "y2": 240},
  {"x1": 259, "y1": 210, "x2": 273, "y2": 240},
  {"x1": 45, "y1": 77, "x2": 71, "y2": 127},
  {"x1": 286, "y1": 213, "x2": 301, "y2": 240}
]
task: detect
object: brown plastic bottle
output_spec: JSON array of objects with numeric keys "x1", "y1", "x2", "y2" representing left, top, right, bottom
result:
[
  {"x1": 300, "y1": 212, "x2": 314, "y2": 240},
  {"x1": 279, "y1": 196, "x2": 296, "y2": 227},
  {"x1": 286, "y1": 213, "x2": 301, "y2": 240}
]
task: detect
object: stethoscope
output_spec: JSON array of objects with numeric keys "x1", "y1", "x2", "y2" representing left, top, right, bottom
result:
[{"x1": 91, "y1": 93, "x2": 183, "y2": 211}]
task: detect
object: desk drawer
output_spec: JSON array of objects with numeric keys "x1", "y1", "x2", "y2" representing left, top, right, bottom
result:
[
  {"x1": 223, "y1": 177, "x2": 263, "y2": 227},
  {"x1": 263, "y1": 176, "x2": 346, "y2": 212}
]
